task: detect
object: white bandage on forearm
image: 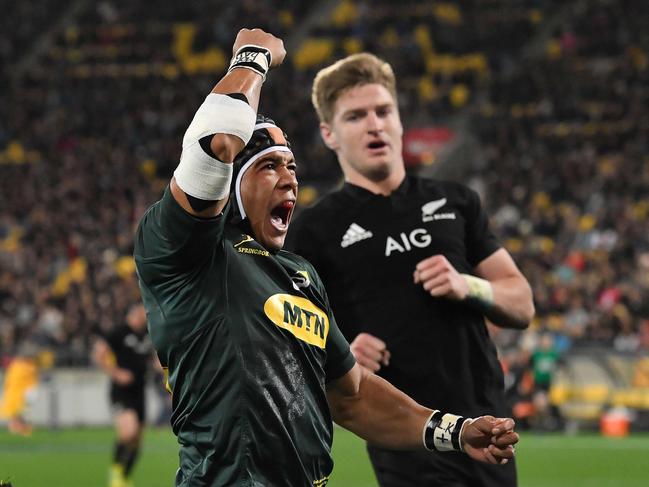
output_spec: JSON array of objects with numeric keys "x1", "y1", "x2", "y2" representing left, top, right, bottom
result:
[
  {"x1": 461, "y1": 274, "x2": 494, "y2": 307},
  {"x1": 174, "y1": 93, "x2": 255, "y2": 200}
]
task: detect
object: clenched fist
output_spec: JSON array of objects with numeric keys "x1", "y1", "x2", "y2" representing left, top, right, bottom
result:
[
  {"x1": 233, "y1": 28, "x2": 286, "y2": 68},
  {"x1": 461, "y1": 416, "x2": 519, "y2": 465}
]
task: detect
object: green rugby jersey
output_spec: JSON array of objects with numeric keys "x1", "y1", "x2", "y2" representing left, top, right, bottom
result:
[{"x1": 134, "y1": 187, "x2": 355, "y2": 487}]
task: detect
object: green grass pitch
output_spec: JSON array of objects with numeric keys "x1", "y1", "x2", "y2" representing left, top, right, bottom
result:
[{"x1": 1, "y1": 427, "x2": 647, "y2": 486}]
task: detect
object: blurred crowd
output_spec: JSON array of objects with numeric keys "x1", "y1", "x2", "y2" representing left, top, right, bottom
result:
[
  {"x1": 0, "y1": 0, "x2": 317, "y2": 366},
  {"x1": 472, "y1": 0, "x2": 649, "y2": 427},
  {"x1": 0, "y1": 0, "x2": 69, "y2": 89},
  {"x1": 1, "y1": 0, "x2": 648, "y2": 405},
  {"x1": 474, "y1": 0, "x2": 649, "y2": 356}
]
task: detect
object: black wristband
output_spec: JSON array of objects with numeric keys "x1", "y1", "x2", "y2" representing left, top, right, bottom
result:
[
  {"x1": 228, "y1": 45, "x2": 271, "y2": 80},
  {"x1": 423, "y1": 410, "x2": 444, "y2": 451},
  {"x1": 424, "y1": 411, "x2": 468, "y2": 452}
]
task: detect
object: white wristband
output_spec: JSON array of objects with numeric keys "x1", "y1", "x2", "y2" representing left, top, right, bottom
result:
[
  {"x1": 423, "y1": 411, "x2": 468, "y2": 453},
  {"x1": 461, "y1": 274, "x2": 494, "y2": 307},
  {"x1": 228, "y1": 44, "x2": 271, "y2": 80}
]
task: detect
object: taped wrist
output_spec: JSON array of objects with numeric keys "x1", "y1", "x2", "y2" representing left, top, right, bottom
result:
[
  {"x1": 174, "y1": 93, "x2": 255, "y2": 201},
  {"x1": 228, "y1": 44, "x2": 272, "y2": 80},
  {"x1": 461, "y1": 274, "x2": 494, "y2": 308},
  {"x1": 423, "y1": 411, "x2": 468, "y2": 452}
]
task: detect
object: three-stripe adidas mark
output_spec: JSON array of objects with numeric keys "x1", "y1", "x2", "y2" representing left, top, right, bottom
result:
[{"x1": 340, "y1": 223, "x2": 373, "y2": 248}]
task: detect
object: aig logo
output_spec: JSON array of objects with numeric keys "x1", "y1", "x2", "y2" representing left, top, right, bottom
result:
[{"x1": 385, "y1": 228, "x2": 432, "y2": 257}]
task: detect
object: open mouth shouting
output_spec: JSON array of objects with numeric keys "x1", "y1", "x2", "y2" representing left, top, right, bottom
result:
[{"x1": 270, "y1": 199, "x2": 295, "y2": 232}]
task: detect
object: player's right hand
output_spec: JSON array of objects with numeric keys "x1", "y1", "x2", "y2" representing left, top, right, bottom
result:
[
  {"x1": 414, "y1": 254, "x2": 469, "y2": 301},
  {"x1": 461, "y1": 416, "x2": 518, "y2": 465},
  {"x1": 233, "y1": 28, "x2": 286, "y2": 68},
  {"x1": 350, "y1": 333, "x2": 391, "y2": 372}
]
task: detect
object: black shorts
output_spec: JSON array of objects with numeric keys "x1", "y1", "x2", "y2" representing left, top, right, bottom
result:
[
  {"x1": 367, "y1": 444, "x2": 517, "y2": 487},
  {"x1": 110, "y1": 386, "x2": 146, "y2": 423}
]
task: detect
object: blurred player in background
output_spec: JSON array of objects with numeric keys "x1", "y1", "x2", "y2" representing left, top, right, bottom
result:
[
  {"x1": 0, "y1": 341, "x2": 40, "y2": 436},
  {"x1": 289, "y1": 53, "x2": 534, "y2": 487},
  {"x1": 93, "y1": 303, "x2": 153, "y2": 487},
  {"x1": 134, "y1": 28, "x2": 518, "y2": 487}
]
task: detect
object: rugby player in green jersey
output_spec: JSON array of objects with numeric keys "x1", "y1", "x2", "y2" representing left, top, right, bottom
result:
[{"x1": 134, "y1": 28, "x2": 519, "y2": 487}]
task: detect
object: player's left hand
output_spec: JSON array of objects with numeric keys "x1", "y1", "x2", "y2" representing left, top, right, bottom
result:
[
  {"x1": 413, "y1": 255, "x2": 468, "y2": 300},
  {"x1": 350, "y1": 333, "x2": 390, "y2": 372},
  {"x1": 461, "y1": 416, "x2": 518, "y2": 465}
]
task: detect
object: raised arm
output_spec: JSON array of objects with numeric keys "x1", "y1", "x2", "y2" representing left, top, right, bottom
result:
[
  {"x1": 170, "y1": 28, "x2": 286, "y2": 218},
  {"x1": 327, "y1": 363, "x2": 518, "y2": 464}
]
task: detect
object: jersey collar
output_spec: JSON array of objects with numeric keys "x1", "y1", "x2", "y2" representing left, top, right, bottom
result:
[{"x1": 341, "y1": 174, "x2": 411, "y2": 200}]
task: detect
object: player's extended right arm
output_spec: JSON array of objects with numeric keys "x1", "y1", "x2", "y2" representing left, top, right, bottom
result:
[
  {"x1": 170, "y1": 28, "x2": 286, "y2": 218},
  {"x1": 326, "y1": 363, "x2": 518, "y2": 465}
]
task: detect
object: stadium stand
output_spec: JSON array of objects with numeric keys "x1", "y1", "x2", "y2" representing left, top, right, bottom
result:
[{"x1": 468, "y1": 0, "x2": 649, "y2": 429}]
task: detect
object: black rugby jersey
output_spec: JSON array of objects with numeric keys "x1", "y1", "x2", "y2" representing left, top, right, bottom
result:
[
  {"x1": 288, "y1": 175, "x2": 506, "y2": 418},
  {"x1": 134, "y1": 186, "x2": 355, "y2": 487},
  {"x1": 103, "y1": 324, "x2": 152, "y2": 394}
]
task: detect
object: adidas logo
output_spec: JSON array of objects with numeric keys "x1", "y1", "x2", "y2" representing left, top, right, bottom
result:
[{"x1": 341, "y1": 223, "x2": 373, "y2": 248}]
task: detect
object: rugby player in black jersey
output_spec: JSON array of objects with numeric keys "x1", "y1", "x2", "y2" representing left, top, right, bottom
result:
[
  {"x1": 134, "y1": 29, "x2": 519, "y2": 487},
  {"x1": 93, "y1": 303, "x2": 153, "y2": 487},
  {"x1": 289, "y1": 53, "x2": 534, "y2": 487}
]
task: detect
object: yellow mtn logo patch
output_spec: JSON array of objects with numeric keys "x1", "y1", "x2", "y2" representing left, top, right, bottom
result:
[{"x1": 263, "y1": 294, "x2": 329, "y2": 348}]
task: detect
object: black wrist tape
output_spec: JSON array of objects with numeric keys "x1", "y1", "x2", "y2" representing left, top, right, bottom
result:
[
  {"x1": 228, "y1": 45, "x2": 271, "y2": 80},
  {"x1": 424, "y1": 411, "x2": 468, "y2": 452}
]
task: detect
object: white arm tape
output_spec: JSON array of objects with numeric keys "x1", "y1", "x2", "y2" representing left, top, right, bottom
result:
[
  {"x1": 423, "y1": 411, "x2": 467, "y2": 453},
  {"x1": 174, "y1": 93, "x2": 256, "y2": 200},
  {"x1": 174, "y1": 143, "x2": 233, "y2": 201},
  {"x1": 182, "y1": 93, "x2": 256, "y2": 146}
]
